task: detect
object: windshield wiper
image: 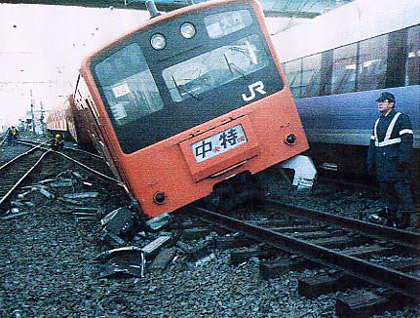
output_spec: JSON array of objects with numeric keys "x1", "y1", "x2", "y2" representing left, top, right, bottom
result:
[
  {"x1": 223, "y1": 53, "x2": 249, "y2": 81},
  {"x1": 171, "y1": 76, "x2": 201, "y2": 100}
]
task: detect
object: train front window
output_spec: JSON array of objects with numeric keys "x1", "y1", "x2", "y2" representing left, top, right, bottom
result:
[
  {"x1": 94, "y1": 43, "x2": 164, "y2": 127},
  {"x1": 162, "y1": 34, "x2": 269, "y2": 102}
]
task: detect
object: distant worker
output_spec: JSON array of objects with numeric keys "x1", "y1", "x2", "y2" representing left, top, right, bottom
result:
[
  {"x1": 6, "y1": 126, "x2": 19, "y2": 146},
  {"x1": 51, "y1": 134, "x2": 64, "y2": 151},
  {"x1": 367, "y1": 92, "x2": 415, "y2": 229}
]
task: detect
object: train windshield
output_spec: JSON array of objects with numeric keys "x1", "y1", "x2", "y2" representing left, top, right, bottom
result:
[
  {"x1": 163, "y1": 34, "x2": 269, "y2": 102},
  {"x1": 94, "y1": 44, "x2": 164, "y2": 127}
]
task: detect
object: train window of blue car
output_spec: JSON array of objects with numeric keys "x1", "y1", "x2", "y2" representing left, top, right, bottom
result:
[
  {"x1": 204, "y1": 10, "x2": 252, "y2": 39},
  {"x1": 357, "y1": 34, "x2": 388, "y2": 91},
  {"x1": 94, "y1": 43, "x2": 164, "y2": 127},
  {"x1": 405, "y1": 25, "x2": 420, "y2": 86},
  {"x1": 283, "y1": 59, "x2": 302, "y2": 98},
  {"x1": 331, "y1": 43, "x2": 357, "y2": 94},
  {"x1": 162, "y1": 34, "x2": 269, "y2": 102},
  {"x1": 301, "y1": 54, "x2": 322, "y2": 97}
]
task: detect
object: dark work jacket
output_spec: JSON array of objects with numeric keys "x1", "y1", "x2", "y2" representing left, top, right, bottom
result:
[{"x1": 367, "y1": 109, "x2": 414, "y2": 182}]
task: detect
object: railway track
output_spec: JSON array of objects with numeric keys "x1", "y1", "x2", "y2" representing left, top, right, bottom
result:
[
  {"x1": 191, "y1": 200, "x2": 420, "y2": 303},
  {"x1": 0, "y1": 144, "x2": 51, "y2": 208},
  {"x1": 0, "y1": 140, "x2": 125, "y2": 213},
  {"x1": 18, "y1": 139, "x2": 120, "y2": 184}
]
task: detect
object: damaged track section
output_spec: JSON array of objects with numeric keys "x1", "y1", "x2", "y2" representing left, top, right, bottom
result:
[{"x1": 190, "y1": 205, "x2": 420, "y2": 303}]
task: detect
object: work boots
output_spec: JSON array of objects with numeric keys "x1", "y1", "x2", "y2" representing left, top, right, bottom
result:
[
  {"x1": 385, "y1": 207, "x2": 397, "y2": 228},
  {"x1": 397, "y1": 213, "x2": 411, "y2": 229}
]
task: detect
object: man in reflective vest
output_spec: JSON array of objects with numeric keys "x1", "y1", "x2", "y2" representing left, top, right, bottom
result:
[{"x1": 367, "y1": 92, "x2": 415, "y2": 229}]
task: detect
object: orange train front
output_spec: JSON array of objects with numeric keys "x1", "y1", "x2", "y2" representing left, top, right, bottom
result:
[{"x1": 74, "y1": 0, "x2": 316, "y2": 218}]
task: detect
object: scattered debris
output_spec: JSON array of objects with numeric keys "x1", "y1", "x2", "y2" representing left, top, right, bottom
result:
[
  {"x1": 2, "y1": 211, "x2": 29, "y2": 220},
  {"x1": 63, "y1": 192, "x2": 99, "y2": 199},
  {"x1": 102, "y1": 207, "x2": 138, "y2": 241},
  {"x1": 39, "y1": 188, "x2": 55, "y2": 199}
]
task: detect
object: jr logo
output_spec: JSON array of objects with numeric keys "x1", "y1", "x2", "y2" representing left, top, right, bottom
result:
[{"x1": 241, "y1": 81, "x2": 266, "y2": 102}]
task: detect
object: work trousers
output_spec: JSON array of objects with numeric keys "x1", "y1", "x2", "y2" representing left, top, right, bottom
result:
[{"x1": 379, "y1": 180, "x2": 415, "y2": 214}]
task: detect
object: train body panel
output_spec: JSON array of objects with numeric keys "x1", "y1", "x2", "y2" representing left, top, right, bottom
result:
[
  {"x1": 76, "y1": 0, "x2": 310, "y2": 218},
  {"x1": 297, "y1": 85, "x2": 420, "y2": 148},
  {"x1": 46, "y1": 101, "x2": 68, "y2": 133},
  {"x1": 47, "y1": 95, "x2": 92, "y2": 145},
  {"x1": 274, "y1": 0, "x2": 420, "y2": 62},
  {"x1": 272, "y1": 0, "x2": 420, "y2": 150}
]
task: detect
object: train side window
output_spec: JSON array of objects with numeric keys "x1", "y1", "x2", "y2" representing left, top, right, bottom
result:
[
  {"x1": 301, "y1": 54, "x2": 322, "y2": 97},
  {"x1": 331, "y1": 43, "x2": 357, "y2": 94},
  {"x1": 405, "y1": 25, "x2": 420, "y2": 86},
  {"x1": 283, "y1": 59, "x2": 302, "y2": 98},
  {"x1": 357, "y1": 34, "x2": 388, "y2": 91}
]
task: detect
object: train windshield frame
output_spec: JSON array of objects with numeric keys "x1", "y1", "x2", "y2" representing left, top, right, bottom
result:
[{"x1": 91, "y1": 4, "x2": 284, "y2": 154}]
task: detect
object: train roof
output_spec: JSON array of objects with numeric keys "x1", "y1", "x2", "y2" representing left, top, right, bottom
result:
[{"x1": 273, "y1": 0, "x2": 420, "y2": 62}]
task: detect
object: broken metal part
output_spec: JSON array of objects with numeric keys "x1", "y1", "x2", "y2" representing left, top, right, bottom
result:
[
  {"x1": 76, "y1": 216, "x2": 98, "y2": 221},
  {"x1": 150, "y1": 247, "x2": 177, "y2": 271},
  {"x1": 57, "y1": 197, "x2": 83, "y2": 206},
  {"x1": 2, "y1": 212, "x2": 28, "y2": 220},
  {"x1": 96, "y1": 246, "x2": 144, "y2": 263},
  {"x1": 100, "y1": 262, "x2": 144, "y2": 279},
  {"x1": 97, "y1": 246, "x2": 147, "y2": 278},
  {"x1": 99, "y1": 230, "x2": 127, "y2": 247},
  {"x1": 100, "y1": 208, "x2": 122, "y2": 226},
  {"x1": 49, "y1": 179, "x2": 74, "y2": 188},
  {"x1": 39, "y1": 188, "x2": 55, "y2": 199},
  {"x1": 38, "y1": 178, "x2": 55, "y2": 184},
  {"x1": 142, "y1": 235, "x2": 172, "y2": 259},
  {"x1": 71, "y1": 171, "x2": 86, "y2": 180},
  {"x1": 146, "y1": 212, "x2": 171, "y2": 231},
  {"x1": 103, "y1": 207, "x2": 137, "y2": 239},
  {"x1": 17, "y1": 191, "x2": 31, "y2": 199},
  {"x1": 10, "y1": 201, "x2": 24, "y2": 208},
  {"x1": 63, "y1": 192, "x2": 99, "y2": 199}
]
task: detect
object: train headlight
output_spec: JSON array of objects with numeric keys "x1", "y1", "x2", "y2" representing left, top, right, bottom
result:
[
  {"x1": 151, "y1": 33, "x2": 166, "y2": 50},
  {"x1": 154, "y1": 192, "x2": 166, "y2": 204},
  {"x1": 285, "y1": 134, "x2": 296, "y2": 145},
  {"x1": 180, "y1": 22, "x2": 196, "y2": 39}
]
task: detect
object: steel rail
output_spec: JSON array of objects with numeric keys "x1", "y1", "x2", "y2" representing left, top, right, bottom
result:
[
  {"x1": 264, "y1": 199, "x2": 420, "y2": 249},
  {"x1": 19, "y1": 139, "x2": 103, "y2": 159},
  {"x1": 0, "y1": 143, "x2": 43, "y2": 171},
  {"x1": 19, "y1": 140, "x2": 121, "y2": 186},
  {"x1": 0, "y1": 149, "x2": 51, "y2": 207},
  {"x1": 53, "y1": 151, "x2": 132, "y2": 198},
  {"x1": 191, "y1": 207, "x2": 420, "y2": 300},
  {"x1": 66, "y1": 147, "x2": 104, "y2": 159}
]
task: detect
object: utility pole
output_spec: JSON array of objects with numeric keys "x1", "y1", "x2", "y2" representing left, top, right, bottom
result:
[
  {"x1": 30, "y1": 90, "x2": 35, "y2": 135},
  {"x1": 40, "y1": 101, "x2": 45, "y2": 135}
]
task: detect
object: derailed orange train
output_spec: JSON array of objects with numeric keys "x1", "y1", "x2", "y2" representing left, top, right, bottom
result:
[
  {"x1": 52, "y1": 0, "x2": 315, "y2": 218},
  {"x1": 46, "y1": 94, "x2": 90, "y2": 145}
]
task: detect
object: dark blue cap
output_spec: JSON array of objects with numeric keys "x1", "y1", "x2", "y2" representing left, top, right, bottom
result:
[{"x1": 376, "y1": 92, "x2": 395, "y2": 102}]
